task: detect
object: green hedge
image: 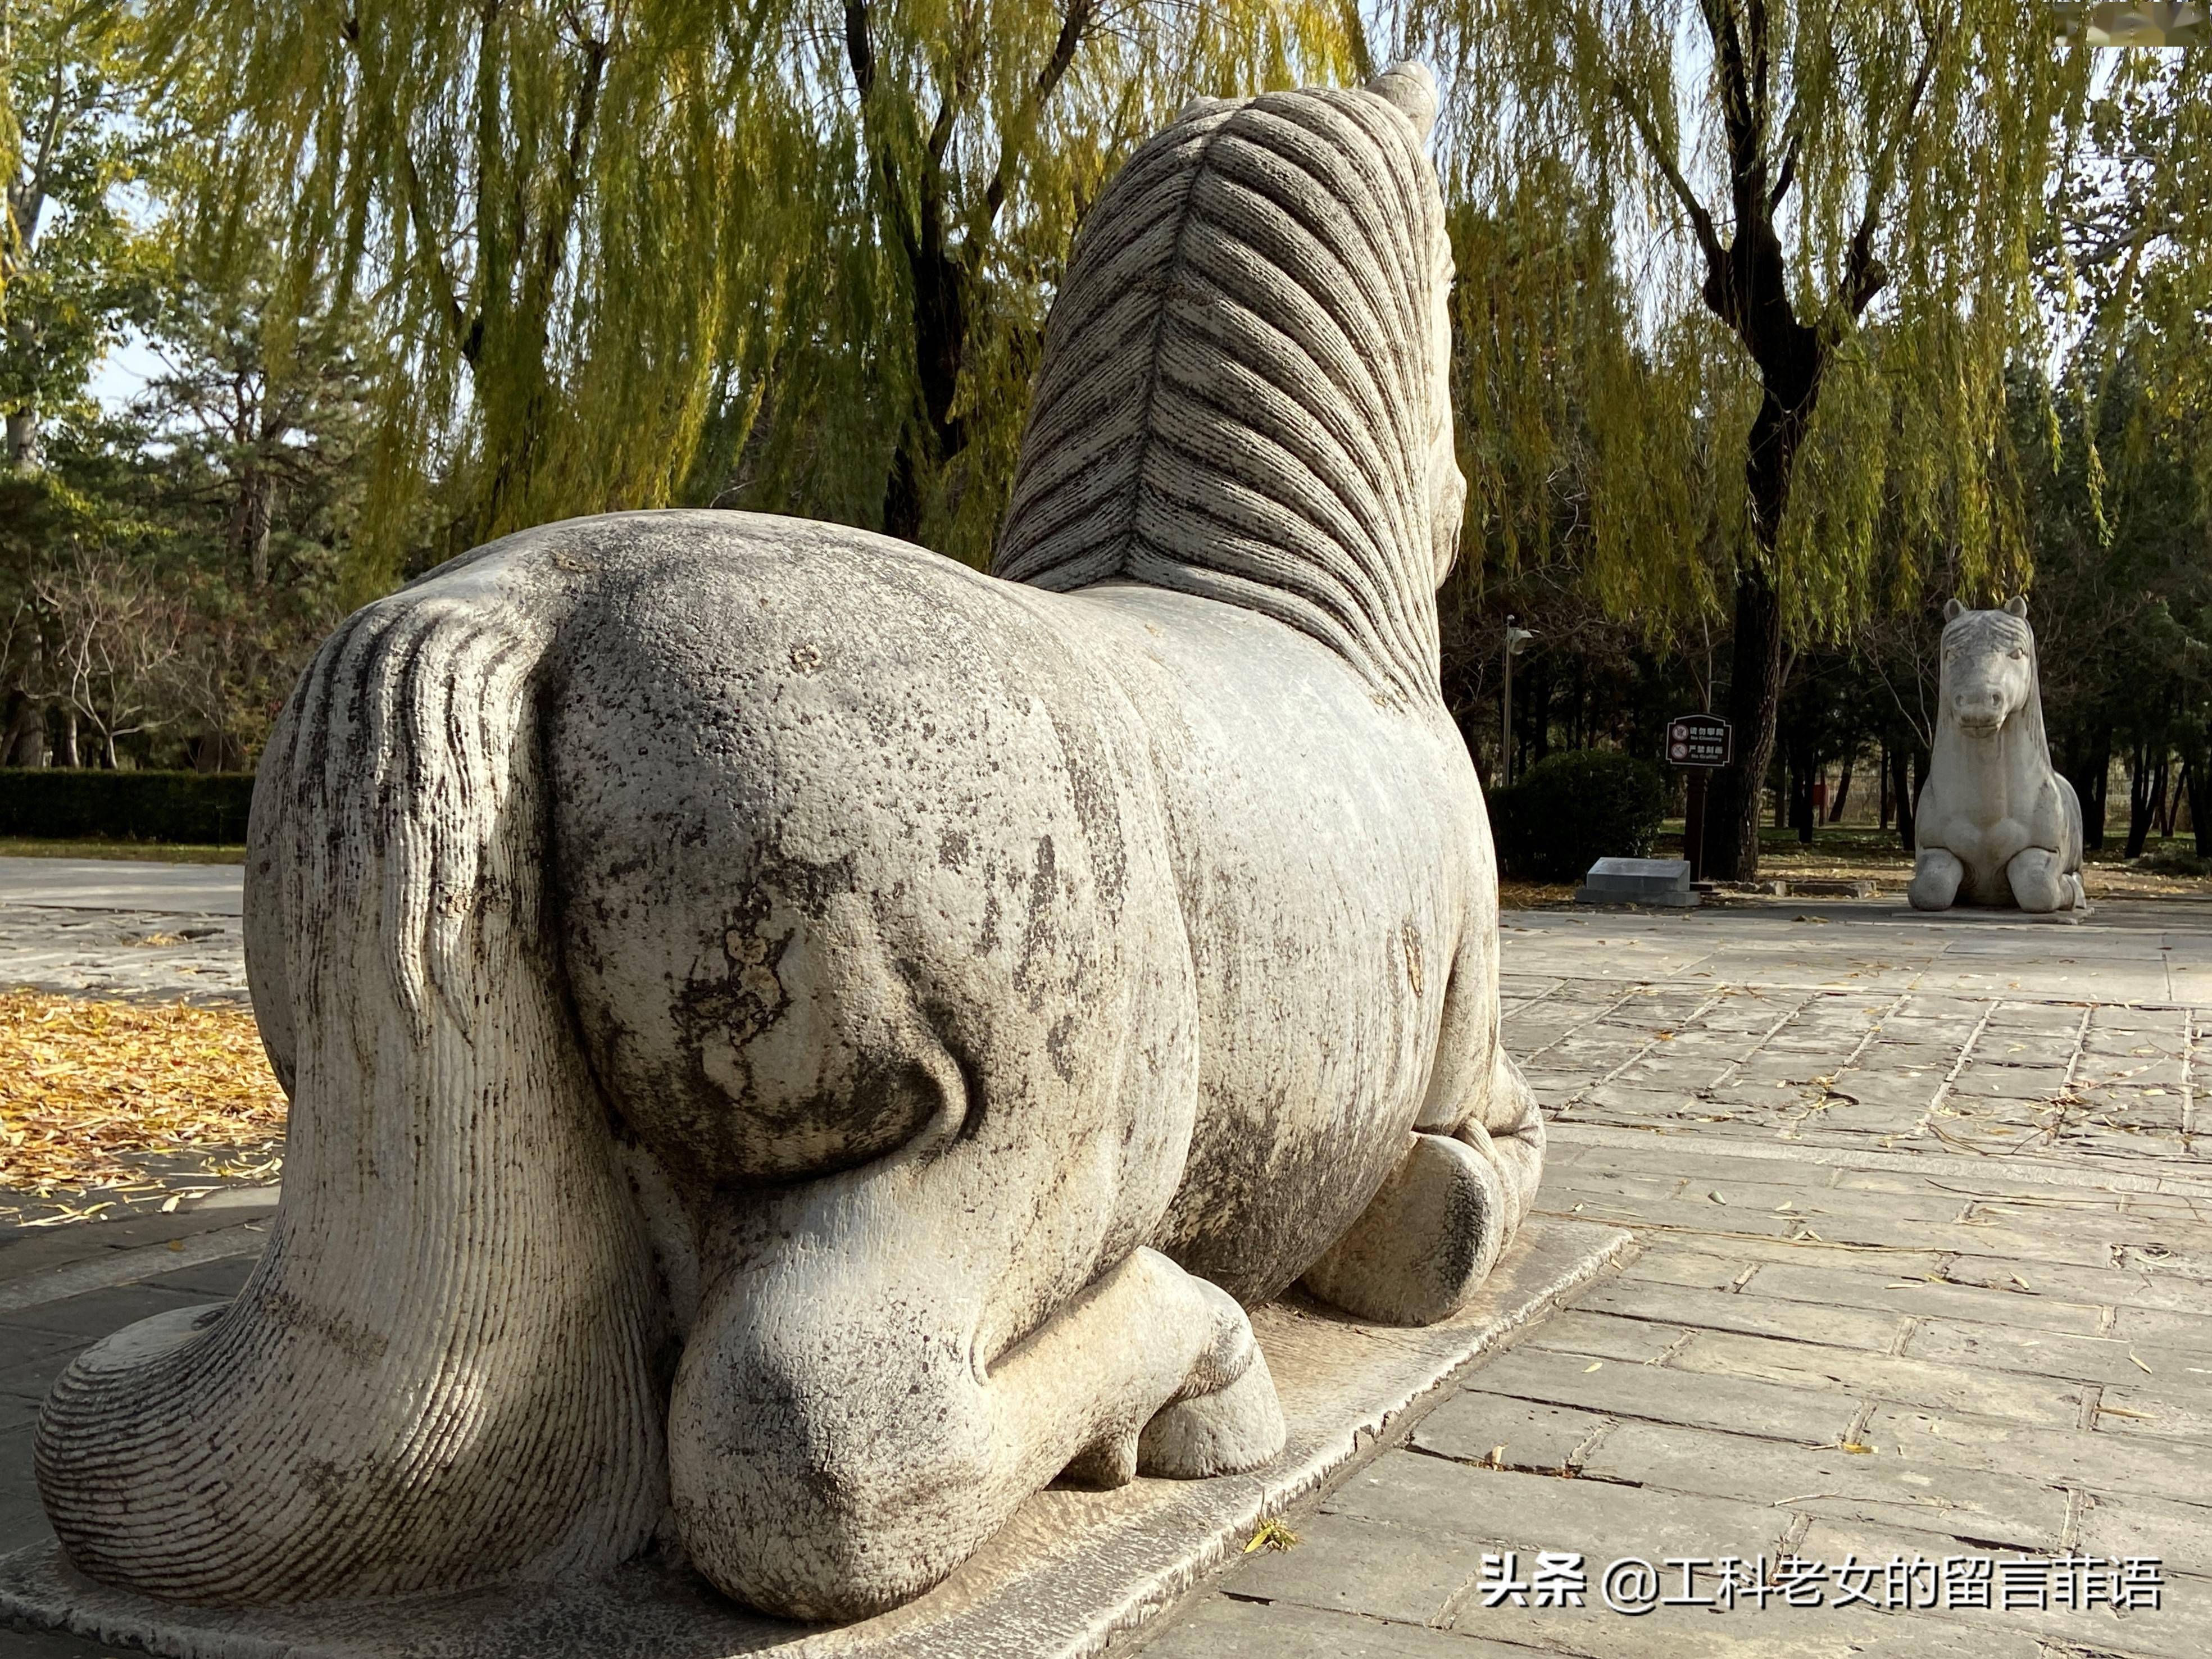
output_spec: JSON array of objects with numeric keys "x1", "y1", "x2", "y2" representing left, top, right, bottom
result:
[
  {"x1": 1488, "y1": 749, "x2": 1671, "y2": 883},
  {"x1": 0, "y1": 770, "x2": 257, "y2": 844}
]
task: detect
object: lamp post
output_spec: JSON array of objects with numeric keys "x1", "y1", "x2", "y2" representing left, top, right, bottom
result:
[{"x1": 1500, "y1": 616, "x2": 1537, "y2": 788}]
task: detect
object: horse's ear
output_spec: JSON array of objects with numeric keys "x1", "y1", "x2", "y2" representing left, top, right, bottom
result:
[
  {"x1": 1366, "y1": 62, "x2": 1438, "y2": 140},
  {"x1": 2005, "y1": 595, "x2": 2029, "y2": 619},
  {"x1": 1943, "y1": 598, "x2": 1964, "y2": 621}
]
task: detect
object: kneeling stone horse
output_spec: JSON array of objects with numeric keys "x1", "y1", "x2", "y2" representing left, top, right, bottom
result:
[
  {"x1": 36, "y1": 66, "x2": 1542, "y2": 1623},
  {"x1": 1908, "y1": 598, "x2": 2086, "y2": 915}
]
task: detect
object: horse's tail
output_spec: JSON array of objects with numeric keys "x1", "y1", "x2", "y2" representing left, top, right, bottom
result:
[{"x1": 36, "y1": 566, "x2": 670, "y2": 1603}]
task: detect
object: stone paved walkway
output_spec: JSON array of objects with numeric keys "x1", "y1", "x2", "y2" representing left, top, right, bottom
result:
[
  {"x1": 6, "y1": 884, "x2": 2212, "y2": 1659},
  {"x1": 0, "y1": 857, "x2": 247, "y2": 1004},
  {"x1": 1150, "y1": 901, "x2": 2212, "y2": 1659}
]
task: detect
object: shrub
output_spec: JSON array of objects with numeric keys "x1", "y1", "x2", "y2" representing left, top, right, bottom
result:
[
  {"x1": 0, "y1": 770, "x2": 257, "y2": 844},
  {"x1": 1488, "y1": 749, "x2": 1670, "y2": 884},
  {"x1": 2134, "y1": 842, "x2": 2210, "y2": 878}
]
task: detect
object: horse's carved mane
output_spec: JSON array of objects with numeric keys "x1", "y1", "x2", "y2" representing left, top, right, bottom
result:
[{"x1": 992, "y1": 84, "x2": 1448, "y2": 702}]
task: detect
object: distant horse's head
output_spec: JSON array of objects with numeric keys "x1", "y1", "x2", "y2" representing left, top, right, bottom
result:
[
  {"x1": 996, "y1": 64, "x2": 1460, "y2": 702},
  {"x1": 1940, "y1": 597, "x2": 2038, "y2": 738}
]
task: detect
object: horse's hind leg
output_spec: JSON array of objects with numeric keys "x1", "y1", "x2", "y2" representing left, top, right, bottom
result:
[{"x1": 670, "y1": 1145, "x2": 1283, "y2": 1622}]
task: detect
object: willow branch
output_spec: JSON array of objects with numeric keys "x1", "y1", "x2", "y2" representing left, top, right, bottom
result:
[
  {"x1": 1839, "y1": 23, "x2": 1943, "y2": 319},
  {"x1": 1611, "y1": 77, "x2": 1724, "y2": 277},
  {"x1": 981, "y1": 0, "x2": 1096, "y2": 230}
]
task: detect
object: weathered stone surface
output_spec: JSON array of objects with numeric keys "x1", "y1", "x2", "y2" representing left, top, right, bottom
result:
[
  {"x1": 1907, "y1": 599, "x2": 2086, "y2": 915},
  {"x1": 17, "y1": 64, "x2": 1571, "y2": 1630},
  {"x1": 0, "y1": 1222, "x2": 1629, "y2": 1659}
]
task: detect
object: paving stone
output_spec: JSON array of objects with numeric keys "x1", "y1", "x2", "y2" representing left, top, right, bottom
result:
[
  {"x1": 1566, "y1": 1280, "x2": 1904, "y2": 1353},
  {"x1": 2092, "y1": 1383, "x2": 2212, "y2": 1443},
  {"x1": 2113, "y1": 1305, "x2": 2212, "y2": 1354},
  {"x1": 1796, "y1": 1517, "x2": 2212, "y2": 1659},
  {"x1": 1203, "y1": 1510, "x2": 1496, "y2": 1630},
  {"x1": 0, "y1": 1342, "x2": 85, "y2": 1404},
  {"x1": 1582, "y1": 1229, "x2": 1948, "y2": 1279},
  {"x1": 1571, "y1": 1142, "x2": 1839, "y2": 1187},
  {"x1": 2075, "y1": 1488, "x2": 2212, "y2": 1567},
  {"x1": 1818, "y1": 1073, "x2": 1942, "y2": 1113},
  {"x1": 1740, "y1": 1261, "x2": 2107, "y2": 1336},
  {"x1": 1860, "y1": 1402, "x2": 2212, "y2": 1507},
  {"x1": 139, "y1": 1257, "x2": 258, "y2": 1299},
  {"x1": 1324, "y1": 1453, "x2": 1784, "y2": 1566},
  {"x1": 1613, "y1": 1246, "x2": 1762, "y2": 1291},
  {"x1": 1139, "y1": 1594, "x2": 1528, "y2": 1658},
  {"x1": 1904, "y1": 1318, "x2": 2212, "y2": 1389},
  {"x1": 1462, "y1": 1346, "x2": 1851, "y2": 1444},
  {"x1": 1519, "y1": 1311, "x2": 1688, "y2": 1365},
  {"x1": 1456, "y1": 1598, "x2": 2044, "y2": 1659},
  {"x1": 1943, "y1": 1254, "x2": 2212, "y2": 1313},
  {"x1": 1663, "y1": 1332, "x2": 2085, "y2": 1428},
  {"x1": 1409, "y1": 1395, "x2": 1610, "y2": 1473},
  {"x1": 1689, "y1": 1182, "x2": 1971, "y2": 1226},
  {"x1": 1764, "y1": 1214, "x2": 2116, "y2": 1269},
  {"x1": 1576, "y1": 1421, "x2": 2065, "y2": 1553},
  {"x1": 7, "y1": 1281, "x2": 215, "y2": 1341},
  {"x1": 1546, "y1": 1195, "x2": 1804, "y2": 1239}
]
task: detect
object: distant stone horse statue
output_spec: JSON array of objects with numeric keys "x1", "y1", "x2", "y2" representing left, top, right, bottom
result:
[
  {"x1": 1908, "y1": 597, "x2": 2086, "y2": 915},
  {"x1": 37, "y1": 66, "x2": 1542, "y2": 1625}
]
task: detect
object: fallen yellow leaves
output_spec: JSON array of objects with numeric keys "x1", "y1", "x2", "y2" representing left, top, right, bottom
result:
[{"x1": 1, "y1": 990, "x2": 285, "y2": 1199}]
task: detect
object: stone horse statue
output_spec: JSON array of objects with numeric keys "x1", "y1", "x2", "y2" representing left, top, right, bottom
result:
[
  {"x1": 1907, "y1": 597, "x2": 2086, "y2": 915},
  {"x1": 35, "y1": 65, "x2": 1542, "y2": 1625}
]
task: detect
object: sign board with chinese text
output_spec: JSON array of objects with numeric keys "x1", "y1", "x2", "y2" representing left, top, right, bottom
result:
[{"x1": 1666, "y1": 715, "x2": 1732, "y2": 769}]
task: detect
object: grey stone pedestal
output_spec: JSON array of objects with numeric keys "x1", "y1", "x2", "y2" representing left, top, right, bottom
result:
[
  {"x1": 1, "y1": 1221, "x2": 1630, "y2": 1659},
  {"x1": 1574, "y1": 858, "x2": 1697, "y2": 908}
]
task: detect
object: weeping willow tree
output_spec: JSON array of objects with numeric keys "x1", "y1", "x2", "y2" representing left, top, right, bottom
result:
[
  {"x1": 2050, "y1": 49, "x2": 2212, "y2": 521},
  {"x1": 139, "y1": 0, "x2": 1364, "y2": 600},
  {"x1": 1402, "y1": 0, "x2": 2090, "y2": 877}
]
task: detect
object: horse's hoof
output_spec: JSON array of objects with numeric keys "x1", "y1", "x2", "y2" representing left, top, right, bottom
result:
[
  {"x1": 1137, "y1": 1347, "x2": 1286, "y2": 1478},
  {"x1": 1060, "y1": 1426, "x2": 1142, "y2": 1488},
  {"x1": 1298, "y1": 1131, "x2": 1505, "y2": 1325}
]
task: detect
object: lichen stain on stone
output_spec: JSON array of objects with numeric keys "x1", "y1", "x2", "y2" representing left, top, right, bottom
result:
[
  {"x1": 256, "y1": 1285, "x2": 392, "y2": 1366},
  {"x1": 1012, "y1": 835, "x2": 1060, "y2": 1007}
]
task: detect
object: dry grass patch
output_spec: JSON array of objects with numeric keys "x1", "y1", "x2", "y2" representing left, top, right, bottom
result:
[{"x1": 1, "y1": 990, "x2": 284, "y2": 1202}]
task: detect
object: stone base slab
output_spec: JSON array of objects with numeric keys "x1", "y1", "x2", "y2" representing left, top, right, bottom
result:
[
  {"x1": 1, "y1": 1220, "x2": 1630, "y2": 1659},
  {"x1": 1887, "y1": 907, "x2": 2087, "y2": 925}
]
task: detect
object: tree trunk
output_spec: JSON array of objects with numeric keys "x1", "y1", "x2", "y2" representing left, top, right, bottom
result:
[
  {"x1": 2190, "y1": 744, "x2": 2211, "y2": 857},
  {"x1": 1, "y1": 688, "x2": 33, "y2": 766},
  {"x1": 1703, "y1": 566, "x2": 1786, "y2": 880},
  {"x1": 2124, "y1": 743, "x2": 2160, "y2": 859},
  {"x1": 1879, "y1": 743, "x2": 1891, "y2": 830},
  {"x1": 4, "y1": 408, "x2": 39, "y2": 474},
  {"x1": 1889, "y1": 744, "x2": 1918, "y2": 854},
  {"x1": 234, "y1": 469, "x2": 276, "y2": 587},
  {"x1": 1829, "y1": 750, "x2": 1854, "y2": 822},
  {"x1": 56, "y1": 704, "x2": 80, "y2": 769},
  {"x1": 2062, "y1": 730, "x2": 2111, "y2": 852}
]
